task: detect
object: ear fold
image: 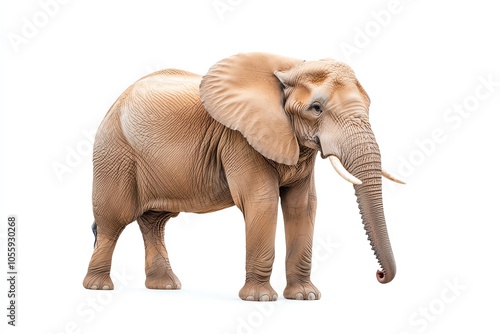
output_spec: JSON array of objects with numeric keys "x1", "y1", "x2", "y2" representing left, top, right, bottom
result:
[{"x1": 200, "y1": 52, "x2": 303, "y2": 165}]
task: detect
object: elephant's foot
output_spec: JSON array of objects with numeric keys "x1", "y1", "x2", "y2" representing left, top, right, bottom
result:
[
  {"x1": 145, "y1": 270, "x2": 182, "y2": 290},
  {"x1": 239, "y1": 281, "x2": 278, "y2": 301},
  {"x1": 83, "y1": 272, "x2": 114, "y2": 290},
  {"x1": 284, "y1": 281, "x2": 321, "y2": 300}
]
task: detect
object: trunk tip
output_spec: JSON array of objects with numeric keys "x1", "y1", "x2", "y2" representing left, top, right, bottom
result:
[{"x1": 376, "y1": 269, "x2": 394, "y2": 284}]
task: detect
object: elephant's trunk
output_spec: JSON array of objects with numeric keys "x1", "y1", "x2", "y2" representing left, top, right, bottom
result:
[
  {"x1": 325, "y1": 123, "x2": 396, "y2": 283},
  {"x1": 346, "y1": 131, "x2": 396, "y2": 283},
  {"x1": 353, "y1": 171, "x2": 396, "y2": 283}
]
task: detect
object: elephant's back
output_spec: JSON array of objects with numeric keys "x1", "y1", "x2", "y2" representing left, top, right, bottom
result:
[
  {"x1": 119, "y1": 69, "x2": 206, "y2": 152},
  {"x1": 133, "y1": 69, "x2": 202, "y2": 98},
  {"x1": 122, "y1": 68, "x2": 203, "y2": 123}
]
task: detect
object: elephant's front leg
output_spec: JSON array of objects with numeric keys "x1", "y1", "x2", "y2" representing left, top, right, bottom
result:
[
  {"x1": 281, "y1": 175, "x2": 321, "y2": 300},
  {"x1": 240, "y1": 205, "x2": 279, "y2": 301},
  {"x1": 229, "y1": 174, "x2": 280, "y2": 301}
]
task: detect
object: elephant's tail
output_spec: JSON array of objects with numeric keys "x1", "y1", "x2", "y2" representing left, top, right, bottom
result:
[{"x1": 92, "y1": 222, "x2": 97, "y2": 248}]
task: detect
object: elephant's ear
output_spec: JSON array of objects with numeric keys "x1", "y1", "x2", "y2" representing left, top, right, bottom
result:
[{"x1": 200, "y1": 52, "x2": 302, "y2": 165}]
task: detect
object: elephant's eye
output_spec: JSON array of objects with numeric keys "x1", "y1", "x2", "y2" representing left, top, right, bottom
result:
[{"x1": 311, "y1": 102, "x2": 322, "y2": 114}]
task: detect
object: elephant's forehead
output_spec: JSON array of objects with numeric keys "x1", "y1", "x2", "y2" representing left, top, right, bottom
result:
[{"x1": 299, "y1": 60, "x2": 357, "y2": 84}]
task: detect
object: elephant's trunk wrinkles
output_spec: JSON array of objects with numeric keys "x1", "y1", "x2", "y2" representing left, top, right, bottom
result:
[
  {"x1": 354, "y1": 174, "x2": 396, "y2": 283},
  {"x1": 345, "y1": 129, "x2": 396, "y2": 283}
]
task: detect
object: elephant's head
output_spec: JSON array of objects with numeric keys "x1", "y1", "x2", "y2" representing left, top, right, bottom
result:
[{"x1": 200, "y1": 52, "x2": 403, "y2": 283}]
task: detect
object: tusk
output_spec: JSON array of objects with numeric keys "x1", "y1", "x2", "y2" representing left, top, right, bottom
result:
[
  {"x1": 382, "y1": 170, "x2": 406, "y2": 184},
  {"x1": 328, "y1": 156, "x2": 362, "y2": 185}
]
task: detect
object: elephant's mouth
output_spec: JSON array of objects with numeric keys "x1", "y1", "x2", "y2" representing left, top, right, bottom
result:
[
  {"x1": 305, "y1": 135, "x2": 322, "y2": 153},
  {"x1": 311, "y1": 136, "x2": 362, "y2": 185},
  {"x1": 313, "y1": 136, "x2": 337, "y2": 161},
  {"x1": 313, "y1": 135, "x2": 321, "y2": 144},
  {"x1": 327, "y1": 155, "x2": 363, "y2": 185},
  {"x1": 313, "y1": 136, "x2": 336, "y2": 160}
]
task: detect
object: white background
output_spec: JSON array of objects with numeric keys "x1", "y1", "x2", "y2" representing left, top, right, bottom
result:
[{"x1": 2, "y1": 0, "x2": 499, "y2": 333}]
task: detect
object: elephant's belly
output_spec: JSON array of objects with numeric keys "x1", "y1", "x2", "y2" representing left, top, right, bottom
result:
[
  {"x1": 140, "y1": 188, "x2": 235, "y2": 215},
  {"x1": 136, "y1": 157, "x2": 235, "y2": 214}
]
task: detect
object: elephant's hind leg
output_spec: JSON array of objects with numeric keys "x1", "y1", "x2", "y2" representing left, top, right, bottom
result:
[
  {"x1": 83, "y1": 117, "x2": 138, "y2": 290},
  {"x1": 83, "y1": 222, "x2": 126, "y2": 290},
  {"x1": 138, "y1": 210, "x2": 181, "y2": 289}
]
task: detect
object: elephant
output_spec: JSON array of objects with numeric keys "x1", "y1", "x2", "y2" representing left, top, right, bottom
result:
[{"x1": 83, "y1": 52, "x2": 404, "y2": 301}]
